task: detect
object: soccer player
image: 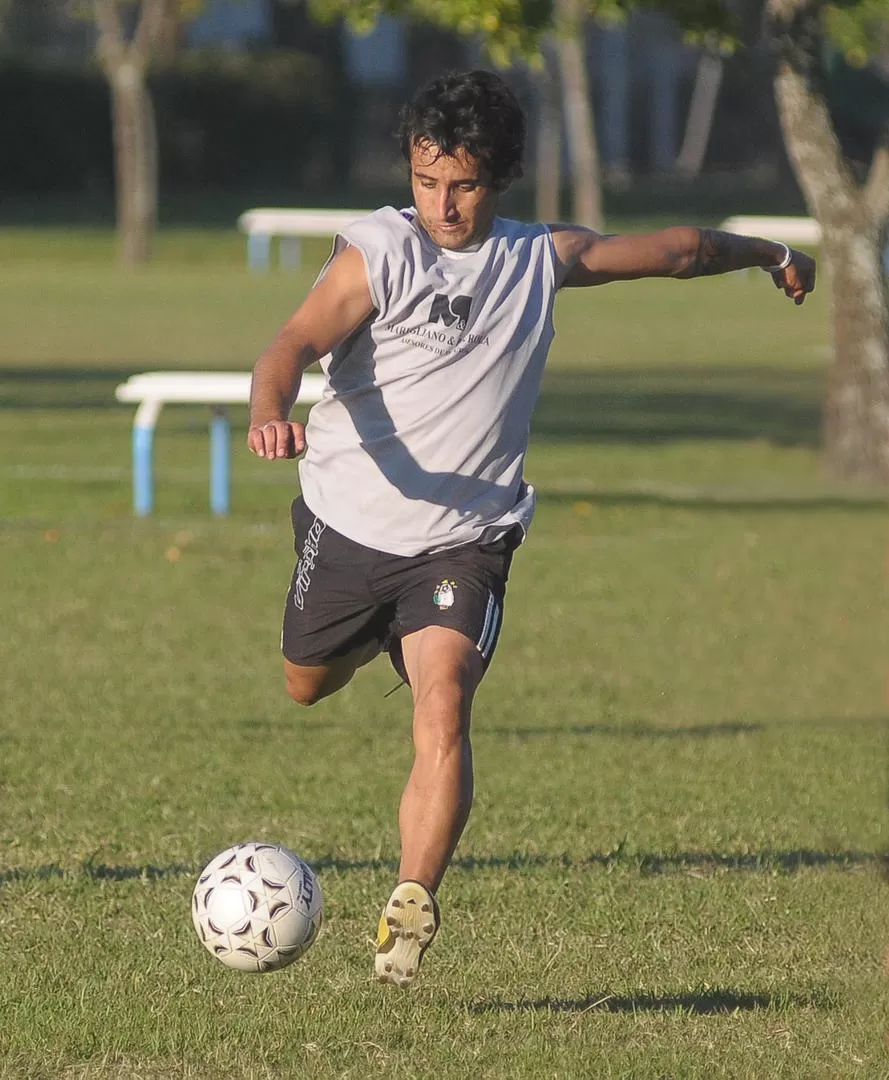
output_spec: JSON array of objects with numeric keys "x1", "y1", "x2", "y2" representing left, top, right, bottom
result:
[{"x1": 247, "y1": 69, "x2": 816, "y2": 988}]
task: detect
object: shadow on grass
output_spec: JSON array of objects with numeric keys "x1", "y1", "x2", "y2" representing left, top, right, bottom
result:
[
  {"x1": 482, "y1": 715, "x2": 889, "y2": 740},
  {"x1": 0, "y1": 366, "x2": 144, "y2": 409},
  {"x1": 482, "y1": 721, "x2": 763, "y2": 739},
  {"x1": 450, "y1": 850, "x2": 883, "y2": 874},
  {"x1": 2, "y1": 365, "x2": 823, "y2": 450},
  {"x1": 536, "y1": 489, "x2": 889, "y2": 511},
  {"x1": 2, "y1": 849, "x2": 879, "y2": 885},
  {"x1": 531, "y1": 368, "x2": 823, "y2": 448},
  {"x1": 469, "y1": 986, "x2": 838, "y2": 1015},
  {"x1": 0, "y1": 862, "x2": 196, "y2": 884}
]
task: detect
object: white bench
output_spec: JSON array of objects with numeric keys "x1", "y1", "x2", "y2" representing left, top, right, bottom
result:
[
  {"x1": 718, "y1": 215, "x2": 821, "y2": 245},
  {"x1": 115, "y1": 370, "x2": 325, "y2": 515},
  {"x1": 237, "y1": 208, "x2": 371, "y2": 272},
  {"x1": 720, "y1": 215, "x2": 889, "y2": 274}
]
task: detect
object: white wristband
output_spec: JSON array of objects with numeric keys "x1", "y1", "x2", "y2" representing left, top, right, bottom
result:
[{"x1": 762, "y1": 243, "x2": 792, "y2": 273}]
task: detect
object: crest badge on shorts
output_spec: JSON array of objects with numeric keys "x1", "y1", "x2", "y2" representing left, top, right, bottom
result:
[{"x1": 433, "y1": 580, "x2": 456, "y2": 609}]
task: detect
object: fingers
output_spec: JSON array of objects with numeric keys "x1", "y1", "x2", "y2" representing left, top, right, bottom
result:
[
  {"x1": 789, "y1": 272, "x2": 812, "y2": 305},
  {"x1": 769, "y1": 270, "x2": 801, "y2": 302},
  {"x1": 248, "y1": 421, "x2": 307, "y2": 459},
  {"x1": 255, "y1": 421, "x2": 303, "y2": 458},
  {"x1": 772, "y1": 255, "x2": 815, "y2": 306},
  {"x1": 780, "y1": 274, "x2": 806, "y2": 304},
  {"x1": 787, "y1": 283, "x2": 806, "y2": 304}
]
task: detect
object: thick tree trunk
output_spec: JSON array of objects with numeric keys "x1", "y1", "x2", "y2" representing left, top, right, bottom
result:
[
  {"x1": 821, "y1": 224, "x2": 889, "y2": 478},
  {"x1": 768, "y1": 2, "x2": 889, "y2": 482},
  {"x1": 555, "y1": 0, "x2": 603, "y2": 230},
  {"x1": 109, "y1": 61, "x2": 158, "y2": 266}
]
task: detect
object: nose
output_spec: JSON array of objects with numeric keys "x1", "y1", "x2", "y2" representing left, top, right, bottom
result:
[{"x1": 438, "y1": 187, "x2": 458, "y2": 222}]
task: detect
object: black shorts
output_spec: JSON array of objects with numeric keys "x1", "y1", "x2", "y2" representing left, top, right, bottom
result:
[{"x1": 282, "y1": 496, "x2": 519, "y2": 679}]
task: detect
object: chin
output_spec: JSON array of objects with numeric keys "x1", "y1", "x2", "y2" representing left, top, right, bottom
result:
[
  {"x1": 437, "y1": 233, "x2": 469, "y2": 250},
  {"x1": 438, "y1": 225, "x2": 481, "y2": 249},
  {"x1": 419, "y1": 217, "x2": 471, "y2": 250}
]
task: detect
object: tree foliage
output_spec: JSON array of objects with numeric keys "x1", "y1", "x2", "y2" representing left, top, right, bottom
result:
[
  {"x1": 308, "y1": 0, "x2": 551, "y2": 60},
  {"x1": 824, "y1": 0, "x2": 889, "y2": 65},
  {"x1": 310, "y1": 0, "x2": 889, "y2": 70},
  {"x1": 308, "y1": 0, "x2": 734, "y2": 62}
]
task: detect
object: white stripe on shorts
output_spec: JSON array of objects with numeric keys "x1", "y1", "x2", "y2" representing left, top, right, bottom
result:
[{"x1": 476, "y1": 589, "x2": 501, "y2": 660}]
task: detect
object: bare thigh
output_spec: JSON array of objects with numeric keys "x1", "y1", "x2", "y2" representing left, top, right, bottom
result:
[
  {"x1": 284, "y1": 639, "x2": 381, "y2": 706},
  {"x1": 400, "y1": 625, "x2": 484, "y2": 713}
]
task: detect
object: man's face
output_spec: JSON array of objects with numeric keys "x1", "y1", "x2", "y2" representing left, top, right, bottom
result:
[{"x1": 409, "y1": 141, "x2": 500, "y2": 251}]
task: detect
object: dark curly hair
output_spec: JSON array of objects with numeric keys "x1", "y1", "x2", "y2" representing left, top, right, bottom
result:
[{"x1": 398, "y1": 70, "x2": 526, "y2": 191}]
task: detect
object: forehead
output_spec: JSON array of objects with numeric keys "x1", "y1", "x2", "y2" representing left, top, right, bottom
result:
[{"x1": 409, "y1": 140, "x2": 483, "y2": 180}]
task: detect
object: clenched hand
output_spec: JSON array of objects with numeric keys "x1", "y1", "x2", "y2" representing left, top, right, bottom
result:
[
  {"x1": 247, "y1": 421, "x2": 307, "y2": 460},
  {"x1": 768, "y1": 250, "x2": 816, "y2": 306}
]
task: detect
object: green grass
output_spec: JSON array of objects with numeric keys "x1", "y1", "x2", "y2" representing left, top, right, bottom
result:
[{"x1": 0, "y1": 227, "x2": 886, "y2": 1079}]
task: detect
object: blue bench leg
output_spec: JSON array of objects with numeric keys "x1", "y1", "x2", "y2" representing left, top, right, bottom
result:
[
  {"x1": 133, "y1": 425, "x2": 154, "y2": 516},
  {"x1": 247, "y1": 232, "x2": 271, "y2": 273},
  {"x1": 279, "y1": 235, "x2": 303, "y2": 270},
  {"x1": 210, "y1": 409, "x2": 231, "y2": 515}
]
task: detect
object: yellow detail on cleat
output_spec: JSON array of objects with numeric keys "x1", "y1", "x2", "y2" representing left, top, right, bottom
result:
[{"x1": 374, "y1": 881, "x2": 440, "y2": 988}]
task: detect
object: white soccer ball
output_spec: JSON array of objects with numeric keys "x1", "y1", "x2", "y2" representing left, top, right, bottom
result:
[{"x1": 192, "y1": 842, "x2": 323, "y2": 972}]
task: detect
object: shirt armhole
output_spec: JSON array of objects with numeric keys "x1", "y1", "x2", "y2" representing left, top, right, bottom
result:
[
  {"x1": 544, "y1": 223, "x2": 571, "y2": 290},
  {"x1": 314, "y1": 234, "x2": 383, "y2": 315},
  {"x1": 344, "y1": 238, "x2": 383, "y2": 314},
  {"x1": 543, "y1": 224, "x2": 563, "y2": 293}
]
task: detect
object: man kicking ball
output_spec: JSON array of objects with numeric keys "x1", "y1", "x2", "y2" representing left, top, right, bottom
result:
[{"x1": 247, "y1": 69, "x2": 815, "y2": 987}]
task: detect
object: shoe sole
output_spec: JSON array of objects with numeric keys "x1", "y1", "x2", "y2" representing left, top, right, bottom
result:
[{"x1": 375, "y1": 882, "x2": 438, "y2": 988}]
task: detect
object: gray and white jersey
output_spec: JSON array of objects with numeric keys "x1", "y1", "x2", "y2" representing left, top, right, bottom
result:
[{"x1": 298, "y1": 206, "x2": 558, "y2": 556}]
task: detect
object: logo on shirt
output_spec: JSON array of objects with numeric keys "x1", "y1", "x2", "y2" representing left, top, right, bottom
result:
[
  {"x1": 433, "y1": 579, "x2": 457, "y2": 609},
  {"x1": 429, "y1": 294, "x2": 472, "y2": 332}
]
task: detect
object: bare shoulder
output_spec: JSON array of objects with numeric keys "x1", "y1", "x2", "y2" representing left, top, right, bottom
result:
[
  {"x1": 547, "y1": 224, "x2": 601, "y2": 286},
  {"x1": 286, "y1": 242, "x2": 375, "y2": 351},
  {"x1": 305, "y1": 243, "x2": 374, "y2": 312},
  {"x1": 548, "y1": 223, "x2": 600, "y2": 261},
  {"x1": 317, "y1": 242, "x2": 368, "y2": 290}
]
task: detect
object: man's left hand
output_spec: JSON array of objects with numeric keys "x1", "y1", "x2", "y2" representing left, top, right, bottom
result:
[{"x1": 769, "y1": 249, "x2": 816, "y2": 305}]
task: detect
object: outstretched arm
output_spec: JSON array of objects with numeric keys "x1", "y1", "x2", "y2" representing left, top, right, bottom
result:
[
  {"x1": 553, "y1": 225, "x2": 816, "y2": 305},
  {"x1": 248, "y1": 244, "x2": 375, "y2": 460}
]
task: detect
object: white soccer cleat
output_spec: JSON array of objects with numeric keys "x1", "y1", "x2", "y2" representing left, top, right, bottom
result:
[{"x1": 374, "y1": 880, "x2": 440, "y2": 988}]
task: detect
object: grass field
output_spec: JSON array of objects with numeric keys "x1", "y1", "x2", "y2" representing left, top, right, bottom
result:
[{"x1": 1, "y1": 227, "x2": 887, "y2": 1079}]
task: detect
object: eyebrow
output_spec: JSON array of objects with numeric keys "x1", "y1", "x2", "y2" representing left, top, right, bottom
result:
[{"x1": 412, "y1": 170, "x2": 480, "y2": 184}]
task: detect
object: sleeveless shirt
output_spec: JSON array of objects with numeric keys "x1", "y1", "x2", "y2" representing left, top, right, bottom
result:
[{"x1": 297, "y1": 206, "x2": 558, "y2": 556}]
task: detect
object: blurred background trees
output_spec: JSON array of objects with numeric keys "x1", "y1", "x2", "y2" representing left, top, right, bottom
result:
[{"x1": 2, "y1": 0, "x2": 888, "y2": 478}]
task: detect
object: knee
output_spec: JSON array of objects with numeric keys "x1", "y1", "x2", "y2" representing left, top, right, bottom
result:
[
  {"x1": 285, "y1": 672, "x2": 322, "y2": 707},
  {"x1": 413, "y1": 679, "x2": 471, "y2": 741}
]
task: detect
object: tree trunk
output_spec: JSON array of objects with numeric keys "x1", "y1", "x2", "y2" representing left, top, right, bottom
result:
[
  {"x1": 109, "y1": 60, "x2": 157, "y2": 266},
  {"x1": 772, "y1": 58, "x2": 889, "y2": 482},
  {"x1": 675, "y1": 40, "x2": 723, "y2": 179},
  {"x1": 555, "y1": 0, "x2": 603, "y2": 230},
  {"x1": 822, "y1": 224, "x2": 889, "y2": 478},
  {"x1": 535, "y1": 40, "x2": 562, "y2": 222},
  {"x1": 94, "y1": 0, "x2": 166, "y2": 268}
]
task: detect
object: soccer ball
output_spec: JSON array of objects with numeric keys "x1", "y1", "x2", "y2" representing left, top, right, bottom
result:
[{"x1": 191, "y1": 842, "x2": 323, "y2": 972}]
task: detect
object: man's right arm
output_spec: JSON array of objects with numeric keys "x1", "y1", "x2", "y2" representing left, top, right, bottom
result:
[{"x1": 248, "y1": 244, "x2": 375, "y2": 460}]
